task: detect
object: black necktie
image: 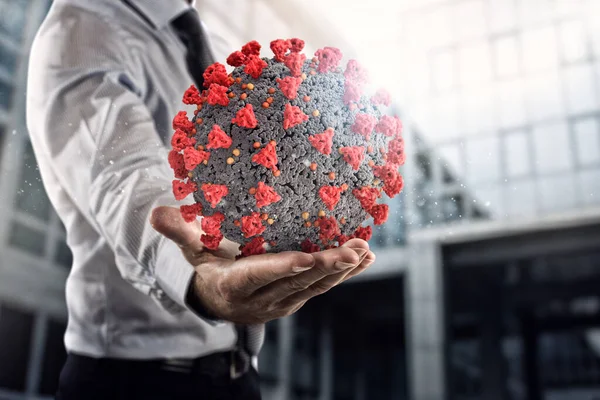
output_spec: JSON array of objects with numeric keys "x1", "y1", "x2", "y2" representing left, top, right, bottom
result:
[{"x1": 171, "y1": 9, "x2": 215, "y2": 88}]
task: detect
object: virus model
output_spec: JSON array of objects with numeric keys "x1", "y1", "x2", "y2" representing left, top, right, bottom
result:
[{"x1": 169, "y1": 38, "x2": 405, "y2": 257}]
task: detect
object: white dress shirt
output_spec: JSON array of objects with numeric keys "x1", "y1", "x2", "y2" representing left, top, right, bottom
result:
[{"x1": 26, "y1": 0, "x2": 238, "y2": 359}]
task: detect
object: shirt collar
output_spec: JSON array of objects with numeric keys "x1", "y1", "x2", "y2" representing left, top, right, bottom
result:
[{"x1": 125, "y1": 0, "x2": 195, "y2": 29}]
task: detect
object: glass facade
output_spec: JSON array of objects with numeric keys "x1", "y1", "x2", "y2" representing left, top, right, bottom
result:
[
  {"x1": 0, "y1": 0, "x2": 28, "y2": 42},
  {"x1": 446, "y1": 245, "x2": 600, "y2": 400},
  {"x1": 396, "y1": 0, "x2": 600, "y2": 224},
  {"x1": 0, "y1": 1, "x2": 70, "y2": 399}
]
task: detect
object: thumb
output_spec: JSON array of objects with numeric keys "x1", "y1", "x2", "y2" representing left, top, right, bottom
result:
[{"x1": 150, "y1": 206, "x2": 202, "y2": 251}]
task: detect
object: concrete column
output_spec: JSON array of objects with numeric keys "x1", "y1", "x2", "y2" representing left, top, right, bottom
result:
[
  {"x1": 272, "y1": 315, "x2": 295, "y2": 400},
  {"x1": 318, "y1": 308, "x2": 333, "y2": 400},
  {"x1": 25, "y1": 312, "x2": 48, "y2": 396},
  {"x1": 406, "y1": 240, "x2": 446, "y2": 400}
]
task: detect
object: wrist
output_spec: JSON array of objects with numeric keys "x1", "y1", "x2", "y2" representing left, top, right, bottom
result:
[{"x1": 185, "y1": 273, "x2": 223, "y2": 321}]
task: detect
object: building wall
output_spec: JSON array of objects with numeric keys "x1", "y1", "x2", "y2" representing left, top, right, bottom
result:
[
  {"x1": 0, "y1": 1, "x2": 69, "y2": 399},
  {"x1": 396, "y1": 0, "x2": 600, "y2": 221}
]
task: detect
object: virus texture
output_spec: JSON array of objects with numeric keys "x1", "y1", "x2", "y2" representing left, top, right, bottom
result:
[{"x1": 169, "y1": 38, "x2": 405, "y2": 256}]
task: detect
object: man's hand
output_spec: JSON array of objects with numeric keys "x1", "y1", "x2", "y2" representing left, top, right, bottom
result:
[{"x1": 150, "y1": 206, "x2": 375, "y2": 324}]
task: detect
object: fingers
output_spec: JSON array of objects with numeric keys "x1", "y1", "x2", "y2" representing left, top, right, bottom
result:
[
  {"x1": 280, "y1": 249, "x2": 375, "y2": 305},
  {"x1": 224, "y1": 251, "x2": 316, "y2": 298},
  {"x1": 342, "y1": 250, "x2": 376, "y2": 281},
  {"x1": 192, "y1": 238, "x2": 376, "y2": 325},
  {"x1": 341, "y1": 238, "x2": 369, "y2": 252},
  {"x1": 150, "y1": 206, "x2": 203, "y2": 252},
  {"x1": 252, "y1": 246, "x2": 364, "y2": 303}
]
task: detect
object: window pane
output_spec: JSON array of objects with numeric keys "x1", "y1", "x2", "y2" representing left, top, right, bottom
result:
[
  {"x1": 525, "y1": 72, "x2": 564, "y2": 122},
  {"x1": 427, "y1": 5, "x2": 454, "y2": 47},
  {"x1": 15, "y1": 140, "x2": 51, "y2": 221},
  {"x1": 453, "y1": 0, "x2": 486, "y2": 40},
  {"x1": 372, "y1": 224, "x2": 387, "y2": 248},
  {"x1": 532, "y1": 122, "x2": 573, "y2": 174},
  {"x1": 0, "y1": 45, "x2": 18, "y2": 78},
  {"x1": 504, "y1": 130, "x2": 532, "y2": 178},
  {"x1": 0, "y1": 0, "x2": 28, "y2": 41},
  {"x1": 461, "y1": 86, "x2": 495, "y2": 135},
  {"x1": 431, "y1": 49, "x2": 456, "y2": 92},
  {"x1": 439, "y1": 143, "x2": 465, "y2": 180},
  {"x1": 54, "y1": 240, "x2": 73, "y2": 269},
  {"x1": 465, "y1": 136, "x2": 501, "y2": 184},
  {"x1": 430, "y1": 94, "x2": 461, "y2": 141},
  {"x1": 539, "y1": 174, "x2": 577, "y2": 212},
  {"x1": 0, "y1": 78, "x2": 14, "y2": 110},
  {"x1": 591, "y1": 1, "x2": 600, "y2": 58},
  {"x1": 578, "y1": 168, "x2": 600, "y2": 206},
  {"x1": 522, "y1": 26, "x2": 559, "y2": 73},
  {"x1": 473, "y1": 185, "x2": 503, "y2": 218},
  {"x1": 9, "y1": 221, "x2": 46, "y2": 256},
  {"x1": 559, "y1": 19, "x2": 589, "y2": 64},
  {"x1": 493, "y1": 35, "x2": 520, "y2": 78},
  {"x1": 0, "y1": 303, "x2": 33, "y2": 392},
  {"x1": 497, "y1": 80, "x2": 527, "y2": 129},
  {"x1": 519, "y1": 0, "x2": 555, "y2": 25},
  {"x1": 564, "y1": 64, "x2": 598, "y2": 115},
  {"x1": 488, "y1": 0, "x2": 517, "y2": 34},
  {"x1": 0, "y1": 124, "x2": 4, "y2": 164},
  {"x1": 573, "y1": 117, "x2": 600, "y2": 166},
  {"x1": 387, "y1": 197, "x2": 406, "y2": 246},
  {"x1": 506, "y1": 179, "x2": 537, "y2": 217},
  {"x1": 40, "y1": 319, "x2": 67, "y2": 396},
  {"x1": 458, "y1": 41, "x2": 492, "y2": 87}
]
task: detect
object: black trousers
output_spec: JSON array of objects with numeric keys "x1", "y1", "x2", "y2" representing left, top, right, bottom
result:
[{"x1": 56, "y1": 353, "x2": 262, "y2": 400}]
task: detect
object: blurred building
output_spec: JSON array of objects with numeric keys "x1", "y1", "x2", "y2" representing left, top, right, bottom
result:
[
  {"x1": 0, "y1": 0, "x2": 599, "y2": 400},
  {"x1": 0, "y1": 0, "x2": 69, "y2": 399}
]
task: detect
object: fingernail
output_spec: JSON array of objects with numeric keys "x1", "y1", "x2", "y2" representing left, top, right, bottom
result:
[
  {"x1": 334, "y1": 261, "x2": 356, "y2": 271},
  {"x1": 292, "y1": 265, "x2": 313, "y2": 273},
  {"x1": 352, "y1": 248, "x2": 368, "y2": 261}
]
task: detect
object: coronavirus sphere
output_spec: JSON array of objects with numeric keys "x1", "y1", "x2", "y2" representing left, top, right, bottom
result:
[{"x1": 169, "y1": 38, "x2": 405, "y2": 257}]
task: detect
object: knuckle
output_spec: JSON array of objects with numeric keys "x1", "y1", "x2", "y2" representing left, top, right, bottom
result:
[
  {"x1": 279, "y1": 306, "x2": 297, "y2": 318},
  {"x1": 310, "y1": 280, "x2": 334, "y2": 296},
  {"x1": 256, "y1": 298, "x2": 275, "y2": 314},
  {"x1": 279, "y1": 301, "x2": 304, "y2": 317},
  {"x1": 338, "y1": 247, "x2": 360, "y2": 265},
  {"x1": 286, "y1": 278, "x2": 309, "y2": 292},
  {"x1": 216, "y1": 278, "x2": 236, "y2": 303},
  {"x1": 244, "y1": 267, "x2": 263, "y2": 288}
]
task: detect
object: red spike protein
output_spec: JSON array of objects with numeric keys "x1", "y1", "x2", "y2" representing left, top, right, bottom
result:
[{"x1": 167, "y1": 38, "x2": 405, "y2": 256}]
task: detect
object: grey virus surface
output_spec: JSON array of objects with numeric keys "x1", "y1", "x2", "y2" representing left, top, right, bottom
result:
[{"x1": 174, "y1": 46, "x2": 403, "y2": 255}]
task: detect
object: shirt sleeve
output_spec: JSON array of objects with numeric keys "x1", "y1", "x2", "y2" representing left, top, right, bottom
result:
[{"x1": 26, "y1": 6, "x2": 205, "y2": 315}]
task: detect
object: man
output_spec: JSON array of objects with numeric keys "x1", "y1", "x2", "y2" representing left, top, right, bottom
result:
[{"x1": 26, "y1": 0, "x2": 375, "y2": 399}]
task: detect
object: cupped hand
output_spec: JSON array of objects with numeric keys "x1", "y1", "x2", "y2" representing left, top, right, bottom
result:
[{"x1": 150, "y1": 206, "x2": 375, "y2": 324}]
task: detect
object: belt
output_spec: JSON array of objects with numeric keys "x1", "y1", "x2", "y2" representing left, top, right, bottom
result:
[
  {"x1": 68, "y1": 349, "x2": 251, "y2": 381},
  {"x1": 161, "y1": 349, "x2": 250, "y2": 380}
]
